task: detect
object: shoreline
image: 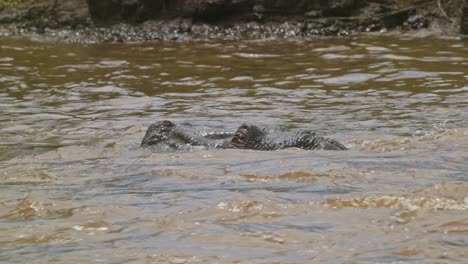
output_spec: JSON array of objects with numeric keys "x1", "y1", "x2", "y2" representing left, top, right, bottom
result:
[{"x1": 0, "y1": 0, "x2": 466, "y2": 43}]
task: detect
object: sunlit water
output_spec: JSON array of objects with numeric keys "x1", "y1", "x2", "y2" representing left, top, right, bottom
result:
[{"x1": 1, "y1": 36, "x2": 467, "y2": 263}]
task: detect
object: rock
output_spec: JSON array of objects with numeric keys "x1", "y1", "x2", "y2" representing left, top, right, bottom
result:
[
  {"x1": 0, "y1": 0, "x2": 89, "y2": 28},
  {"x1": 461, "y1": 1, "x2": 468, "y2": 34},
  {"x1": 403, "y1": 15, "x2": 430, "y2": 30},
  {"x1": 87, "y1": 0, "x2": 358, "y2": 23}
]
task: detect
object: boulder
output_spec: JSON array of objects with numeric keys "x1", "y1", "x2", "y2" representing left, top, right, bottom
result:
[
  {"x1": 0, "y1": 0, "x2": 89, "y2": 28},
  {"x1": 461, "y1": 0, "x2": 468, "y2": 34},
  {"x1": 87, "y1": 0, "x2": 358, "y2": 23}
]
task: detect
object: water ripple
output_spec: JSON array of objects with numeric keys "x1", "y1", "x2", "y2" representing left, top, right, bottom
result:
[{"x1": 0, "y1": 36, "x2": 467, "y2": 264}]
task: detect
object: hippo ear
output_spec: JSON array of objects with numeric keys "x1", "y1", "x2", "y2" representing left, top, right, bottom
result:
[
  {"x1": 141, "y1": 121, "x2": 175, "y2": 147},
  {"x1": 158, "y1": 120, "x2": 175, "y2": 132},
  {"x1": 231, "y1": 123, "x2": 268, "y2": 149},
  {"x1": 230, "y1": 124, "x2": 250, "y2": 148},
  {"x1": 236, "y1": 124, "x2": 249, "y2": 137}
]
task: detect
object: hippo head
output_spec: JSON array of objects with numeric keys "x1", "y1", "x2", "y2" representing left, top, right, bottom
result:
[
  {"x1": 230, "y1": 123, "x2": 266, "y2": 149},
  {"x1": 140, "y1": 120, "x2": 175, "y2": 147}
]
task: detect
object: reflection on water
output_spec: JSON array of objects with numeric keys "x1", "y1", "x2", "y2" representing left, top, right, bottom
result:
[{"x1": 0, "y1": 36, "x2": 467, "y2": 263}]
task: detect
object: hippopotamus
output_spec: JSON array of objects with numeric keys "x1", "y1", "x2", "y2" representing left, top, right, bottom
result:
[{"x1": 141, "y1": 120, "x2": 348, "y2": 151}]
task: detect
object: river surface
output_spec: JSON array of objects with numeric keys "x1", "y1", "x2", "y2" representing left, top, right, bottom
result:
[{"x1": 1, "y1": 36, "x2": 467, "y2": 263}]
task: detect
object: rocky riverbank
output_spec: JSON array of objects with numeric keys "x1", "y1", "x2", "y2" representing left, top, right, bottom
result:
[{"x1": 0, "y1": 0, "x2": 467, "y2": 43}]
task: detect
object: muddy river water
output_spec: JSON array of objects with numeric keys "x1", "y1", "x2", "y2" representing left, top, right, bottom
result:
[{"x1": 0, "y1": 36, "x2": 467, "y2": 263}]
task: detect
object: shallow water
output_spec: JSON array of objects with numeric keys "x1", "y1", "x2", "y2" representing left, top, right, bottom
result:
[{"x1": 0, "y1": 36, "x2": 467, "y2": 263}]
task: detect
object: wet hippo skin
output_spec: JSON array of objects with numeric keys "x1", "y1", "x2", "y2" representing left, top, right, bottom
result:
[{"x1": 141, "y1": 120, "x2": 347, "y2": 151}]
